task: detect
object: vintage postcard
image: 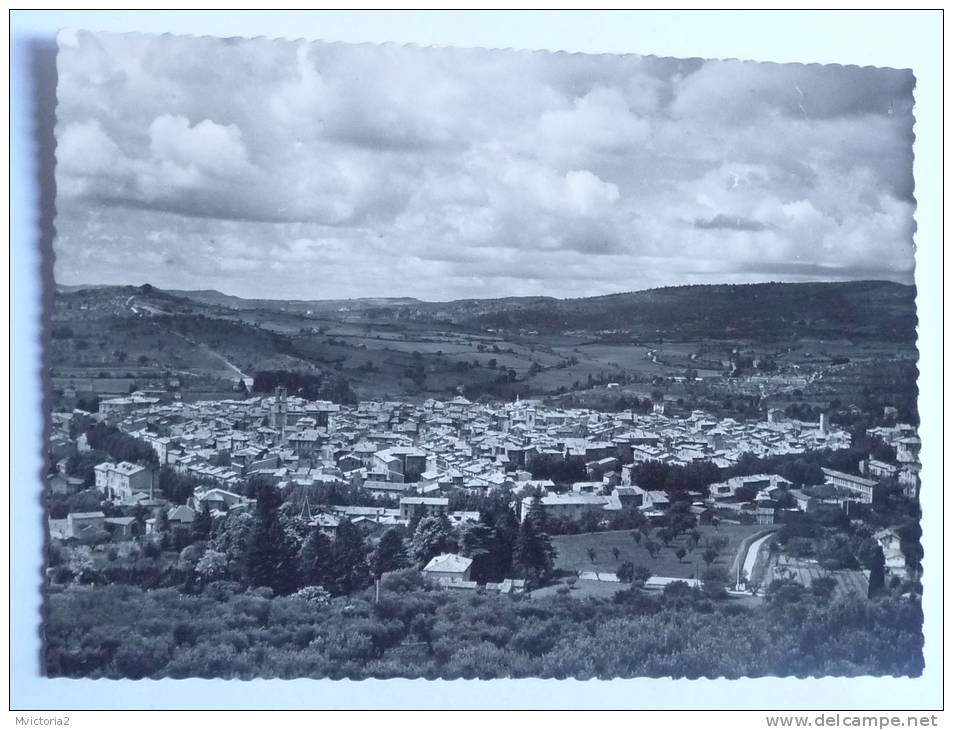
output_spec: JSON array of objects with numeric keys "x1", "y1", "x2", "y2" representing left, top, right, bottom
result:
[{"x1": 45, "y1": 30, "x2": 922, "y2": 681}]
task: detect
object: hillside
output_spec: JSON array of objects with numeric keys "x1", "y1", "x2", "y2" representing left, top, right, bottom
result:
[
  {"x1": 459, "y1": 281, "x2": 918, "y2": 341},
  {"x1": 49, "y1": 280, "x2": 918, "y2": 415},
  {"x1": 150, "y1": 280, "x2": 915, "y2": 343}
]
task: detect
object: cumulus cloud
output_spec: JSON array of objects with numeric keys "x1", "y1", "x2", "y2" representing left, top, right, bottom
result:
[
  {"x1": 694, "y1": 214, "x2": 769, "y2": 232},
  {"x1": 54, "y1": 31, "x2": 916, "y2": 300}
]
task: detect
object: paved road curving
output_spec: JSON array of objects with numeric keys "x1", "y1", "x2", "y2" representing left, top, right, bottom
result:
[{"x1": 737, "y1": 531, "x2": 776, "y2": 593}]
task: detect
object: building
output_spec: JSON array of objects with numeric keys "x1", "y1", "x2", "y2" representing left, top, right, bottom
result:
[
  {"x1": 104, "y1": 516, "x2": 138, "y2": 539},
  {"x1": 167, "y1": 504, "x2": 197, "y2": 526},
  {"x1": 873, "y1": 528, "x2": 909, "y2": 579},
  {"x1": 708, "y1": 474, "x2": 788, "y2": 501},
  {"x1": 66, "y1": 511, "x2": 106, "y2": 541},
  {"x1": 898, "y1": 464, "x2": 920, "y2": 500},
  {"x1": 519, "y1": 493, "x2": 610, "y2": 523},
  {"x1": 271, "y1": 386, "x2": 287, "y2": 435},
  {"x1": 821, "y1": 468, "x2": 881, "y2": 504},
  {"x1": 399, "y1": 496, "x2": 449, "y2": 521},
  {"x1": 863, "y1": 459, "x2": 899, "y2": 481},
  {"x1": 422, "y1": 553, "x2": 473, "y2": 583},
  {"x1": 190, "y1": 487, "x2": 254, "y2": 515},
  {"x1": 97, "y1": 394, "x2": 160, "y2": 419},
  {"x1": 896, "y1": 437, "x2": 921, "y2": 465},
  {"x1": 93, "y1": 461, "x2": 153, "y2": 503},
  {"x1": 374, "y1": 446, "x2": 428, "y2": 481},
  {"x1": 362, "y1": 480, "x2": 418, "y2": 500}
]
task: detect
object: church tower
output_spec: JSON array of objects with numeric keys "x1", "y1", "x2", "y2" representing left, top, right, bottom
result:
[{"x1": 271, "y1": 385, "x2": 287, "y2": 437}]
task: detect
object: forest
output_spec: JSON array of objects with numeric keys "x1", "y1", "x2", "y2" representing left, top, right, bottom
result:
[{"x1": 44, "y1": 569, "x2": 924, "y2": 680}]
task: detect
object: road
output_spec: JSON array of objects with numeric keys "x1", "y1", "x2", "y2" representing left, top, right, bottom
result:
[
  {"x1": 127, "y1": 296, "x2": 255, "y2": 388},
  {"x1": 167, "y1": 330, "x2": 254, "y2": 385},
  {"x1": 737, "y1": 531, "x2": 776, "y2": 593}
]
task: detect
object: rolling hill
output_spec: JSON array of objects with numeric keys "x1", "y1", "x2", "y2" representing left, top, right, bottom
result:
[{"x1": 49, "y1": 280, "x2": 918, "y2": 409}]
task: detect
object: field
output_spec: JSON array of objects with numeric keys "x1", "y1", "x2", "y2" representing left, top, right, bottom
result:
[
  {"x1": 48, "y1": 281, "x2": 920, "y2": 417},
  {"x1": 550, "y1": 524, "x2": 765, "y2": 585},
  {"x1": 767, "y1": 554, "x2": 870, "y2": 599}
]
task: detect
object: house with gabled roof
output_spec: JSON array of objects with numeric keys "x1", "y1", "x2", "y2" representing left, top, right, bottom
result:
[{"x1": 422, "y1": 553, "x2": 473, "y2": 583}]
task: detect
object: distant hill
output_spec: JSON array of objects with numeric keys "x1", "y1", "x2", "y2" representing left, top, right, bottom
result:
[
  {"x1": 166, "y1": 289, "x2": 424, "y2": 313},
  {"x1": 455, "y1": 280, "x2": 918, "y2": 342},
  {"x1": 59, "y1": 279, "x2": 917, "y2": 343}
]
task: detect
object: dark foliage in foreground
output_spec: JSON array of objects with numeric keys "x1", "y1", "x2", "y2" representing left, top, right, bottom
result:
[{"x1": 44, "y1": 572, "x2": 923, "y2": 680}]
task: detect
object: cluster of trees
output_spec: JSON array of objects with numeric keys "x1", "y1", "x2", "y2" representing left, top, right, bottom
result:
[
  {"x1": 784, "y1": 402, "x2": 823, "y2": 422},
  {"x1": 629, "y1": 460, "x2": 721, "y2": 494},
  {"x1": 62, "y1": 483, "x2": 558, "y2": 600},
  {"x1": 624, "y1": 444, "x2": 894, "y2": 500},
  {"x1": 772, "y1": 510, "x2": 922, "y2": 579},
  {"x1": 405, "y1": 493, "x2": 554, "y2": 585},
  {"x1": 64, "y1": 451, "x2": 110, "y2": 487},
  {"x1": 190, "y1": 484, "x2": 392, "y2": 597},
  {"x1": 252, "y1": 370, "x2": 357, "y2": 404},
  {"x1": 47, "y1": 488, "x2": 109, "y2": 520},
  {"x1": 158, "y1": 466, "x2": 201, "y2": 505},
  {"x1": 529, "y1": 455, "x2": 587, "y2": 484},
  {"x1": 282, "y1": 481, "x2": 393, "y2": 510},
  {"x1": 84, "y1": 423, "x2": 158, "y2": 465},
  {"x1": 604, "y1": 395, "x2": 656, "y2": 413},
  {"x1": 44, "y1": 568, "x2": 924, "y2": 680}
]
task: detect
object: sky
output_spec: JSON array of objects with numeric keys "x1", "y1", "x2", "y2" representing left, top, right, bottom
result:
[{"x1": 53, "y1": 30, "x2": 917, "y2": 301}]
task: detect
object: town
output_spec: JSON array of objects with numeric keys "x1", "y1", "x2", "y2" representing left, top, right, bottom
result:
[{"x1": 46, "y1": 382, "x2": 922, "y2": 604}]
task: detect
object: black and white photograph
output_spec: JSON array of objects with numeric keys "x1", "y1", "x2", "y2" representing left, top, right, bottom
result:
[{"x1": 41, "y1": 28, "x2": 925, "y2": 682}]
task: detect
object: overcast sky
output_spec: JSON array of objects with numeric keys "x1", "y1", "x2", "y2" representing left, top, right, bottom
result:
[{"x1": 54, "y1": 30, "x2": 916, "y2": 301}]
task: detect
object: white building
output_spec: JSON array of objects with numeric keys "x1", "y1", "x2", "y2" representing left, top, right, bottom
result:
[{"x1": 93, "y1": 461, "x2": 153, "y2": 503}]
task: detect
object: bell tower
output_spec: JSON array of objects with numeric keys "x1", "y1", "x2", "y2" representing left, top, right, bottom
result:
[{"x1": 271, "y1": 385, "x2": 287, "y2": 437}]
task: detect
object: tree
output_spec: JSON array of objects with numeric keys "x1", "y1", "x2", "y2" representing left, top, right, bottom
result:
[
  {"x1": 701, "y1": 566, "x2": 729, "y2": 599},
  {"x1": 587, "y1": 547, "x2": 597, "y2": 564},
  {"x1": 298, "y1": 527, "x2": 334, "y2": 589},
  {"x1": 191, "y1": 502, "x2": 213, "y2": 541},
  {"x1": 65, "y1": 452, "x2": 107, "y2": 487},
  {"x1": 327, "y1": 520, "x2": 372, "y2": 595},
  {"x1": 675, "y1": 547, "x2": 687, "y2": 563},
  {"x1": 195, "y1": 549, "x2": 228, "y2": 583},
  {"x1": 370, "y1": 528, "x2": 409, "y2": 578},
  {"x1": 632, "y1": 564, "x2": 652, "y2": 586},
  {"x1": 867, "y1": 545, "x2": 887, "y2": 598},
  {"x1": 644, "y1": 540, "x2": 660, "y2": 559},
  {"x1": 158, "y1": 466, "x2": 195, "y2": 505},
  {"x1": 616, "y1": 561, "x2": 635, "y2": 583},
  {"x1": 530, "y1": 455, "x2": 587, "y2": 484},
  {"x1": 458, "y1": 523, "x2": 497, "y2": 584},
  {"x1": 701, "y1": 547, "x2": 719, "y2": 568},
  {"x1": 412, "y1": 514, "x2": 453, "y2": 567},
  {"x1": 811, "y1": 575, "x2": 838, "y2": 602},
  {"x1": 524, "y1": 494, "x2": 549, "y2": 534},
  {"x1": 765, "y1": 577, "x2": 808, "y2": 610},
  {"x1": 208, "y1": 511, "x2": 255, "y2": 581},
  {"x1": 152, "y1": 507, "x2": 170, "y2": 548},
  {"x1": 489, "y1": 505, "x2": 519, "y2": 581},
  {"x1": 612, "y1": 547, "x2": 621, "y2": 562},
  {"x1": 243, "y1": 482, "x2": 299, "y2": 595},
  {"x1": 513, "y1": 516, "x2": 554, "y2": 582},
  {"x1": 630, "y1": 530, "x2": 642, "y2": 546}
]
